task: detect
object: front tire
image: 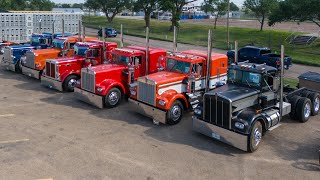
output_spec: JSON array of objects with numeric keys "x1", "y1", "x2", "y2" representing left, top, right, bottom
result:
[
  {"x1": 248, "y1": 121, "x2": 262, "y2": 152},
  {"x1": 296, "y1": 97, "x2": 312, "y2": 123},
  {"x1": 104, "y1": 87, "x2": 122, "y2": 108},
  {"x1": 63, "y1": 75, "x2": 79, "y2": 92},
  {"x1": 15, "y1": 60, "x2": 22, "y2": 73},
  {"x1": 166, "y1": 101, "x2": 183, "y2": 125}
]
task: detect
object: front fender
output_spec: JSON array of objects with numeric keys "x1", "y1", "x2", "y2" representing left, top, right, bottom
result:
[
  {"x1": 158, "y1": 89, "x2": 189, "y2": 110},
  {"x1": 60, "y1": 71, "x2": 80, "y2": 82},
  {"x1": 235, "y1": 109, "x2": 268, "y2": 134},
  {"x1": 98, "y1": 79, "x2": 126, "y2": 96}
]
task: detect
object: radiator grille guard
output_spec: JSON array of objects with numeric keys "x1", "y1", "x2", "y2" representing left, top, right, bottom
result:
[
  {"x1": 137, "y1": 80, "x2": 156, "y2": 106},
  {"x1": 3, "y1": 48, "x2": 12, "y2": 62},
  {"x1": 203, "y1": 93, "x2": 232, "y2": 129},
  {"x1": 81, "y1": 68, "x2": 95, "y2": 93},
  {"x1": 25, "y1": 51, "x2": 35, "y2": 69},
  {"x1": 45, "y1": 60, "x2": 57, "y2": 79}
]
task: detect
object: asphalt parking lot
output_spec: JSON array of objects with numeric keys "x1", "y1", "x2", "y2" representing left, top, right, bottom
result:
[{"x1": 0, "y1": 54, "x2": 319, "y2": 179}]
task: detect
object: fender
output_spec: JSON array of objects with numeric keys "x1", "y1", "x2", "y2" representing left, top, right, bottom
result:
[
  {"x1": 60, "y1": 71, "x2": 81, "y2": 83},
  {"x1": 236, "y1": 109, "x2": 268, "y2": 135},
  {"x1": 158, "y1": 89, "x2": 189, "y2": 110},
  {"x1": 98, "y1": 79, "x2": 126, "y2": 96}
]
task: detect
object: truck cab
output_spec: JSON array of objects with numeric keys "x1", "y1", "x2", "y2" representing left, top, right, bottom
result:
[
  {"x1": 41, "y1": 40, "x2": 117, "y2": 92},
  {"x1": 21, "y1": 35, "x2": 98, "y2": 79},
  {"x1": 1, "y1": 45, "x2": 35, "y2": 72},
  {"x1": 74, "y1": 46, "x2": 167, "y2": 109},
  {"x1": 128, "y1": 50, "x2": 228, "y2": 125},
  {"x1": 193, "y1": 62, "x2": 319, "y2": 152}
]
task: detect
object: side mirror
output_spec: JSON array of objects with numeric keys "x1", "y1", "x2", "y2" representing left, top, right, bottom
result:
[
  {"x1": 196, "y1": 65, "x2": 202, "y2": 77},
  {"x1": 67, "y1": 42, "x2": 70, "y2": 50},
  {"x1": 45, "y1": 39, "x2": 49, "y2": 45},
  {"x1": 134, "y1": 58, "x2": 139, "y2": 67}
]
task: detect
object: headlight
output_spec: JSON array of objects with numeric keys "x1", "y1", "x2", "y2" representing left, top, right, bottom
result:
[
  {"x1": 235, "y1": 122, "x2": 245, "y2": 129},
  {"x1": 194, "y1": 108, "x2": 202, "y2": 115},
  {"x1": 158, "y1": 100, "x2": 166, "y2": 106},
  {"x1": 97, "y1": 87, "x2": 103, "y2": 93},
  {"x1": 130, "y1": 90, "x2": 136, "y2": 96}
]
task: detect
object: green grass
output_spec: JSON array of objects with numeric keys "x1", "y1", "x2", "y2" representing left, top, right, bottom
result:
[
  {"x1": 284, "y1": 77, "x2": 299, "y2": 88},
  {"x1": 83, "y1": 16, "x2": 320, "y2": 66}
]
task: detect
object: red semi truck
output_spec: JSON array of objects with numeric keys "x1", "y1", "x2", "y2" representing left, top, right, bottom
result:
[
  {"x1": 41, "y1": 40, "x2": 117, "y2": 92},
  {"x1": 74, "y1": 46, "x2": 167, "y2": 108}
]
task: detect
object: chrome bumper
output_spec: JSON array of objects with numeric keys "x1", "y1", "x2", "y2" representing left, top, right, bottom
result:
[
  {"x1": 128, "y1": 98, "x2": 167, "y2": 124},
  {"x1": 41, "y1": 76, "x2": 63, "y2": 91},
  {"x1": 74, "y1": 87, "x2": 104, "y2": 109},
  {"x1": 192, "y1": 116, "x2": 248, "y2": 151},
  {"x1": 1, "y1": 60, "x2": 15, "y2": 72},
  {"x1": 21, "y1": 66, "x2": 40, "y2": 79}
]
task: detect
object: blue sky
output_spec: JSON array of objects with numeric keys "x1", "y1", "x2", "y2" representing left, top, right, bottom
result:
[{"x1": 51, "y1": 0, "x2": 245, "y2": 7}]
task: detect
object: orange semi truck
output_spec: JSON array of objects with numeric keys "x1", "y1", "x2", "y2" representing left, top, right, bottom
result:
[
  {"x1": 21, "y1": 35, "x2": 98, "y2": 79},
  {"x1": 128, "y1": 49, "x2": 228, "y2": 125}
]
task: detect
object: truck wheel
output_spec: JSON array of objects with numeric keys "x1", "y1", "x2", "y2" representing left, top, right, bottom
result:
[
  {"x1": 15, "y1": 60, "x2": 22, "y2": 73},
  {"x1": 289, "y1": 95, "x2": 300, "y2": 120},
  {"x1": 63, "y1": 75, "x2": 79, "y2": 92},
  {"x1": 104, "y1": 88, "x2": 122, "y2": 108},
  {"x1": 166, "y1": 101, "x2": 183, "y2": 125},
  {"x1": 248, "y1": 121, "x2": 262, "y2": 152},
  {"x1": 296, "y1": 97, "x2": 312, "y2": 123},
  {"x1": 309, "y1": 92, "x2": 320, "y2": 116}
]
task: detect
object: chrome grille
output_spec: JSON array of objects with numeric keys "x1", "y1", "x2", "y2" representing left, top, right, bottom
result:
[
  {"x1": 25, "y1": 51, "x2": 35, "y2": 68},
  {"x1": 3, "y1": 48, "x2": 12, "y2": 62},
  {"x1": 81, "y1": 68, "x2": 95, "y2": 93},
  {"x1": 138, "y1": 81, "x2": 156, "y2": 106},
  {"x1": 204, "y1": 94, "x2": 231, "y2": 129},
  {"x1": 45, "y1": 60, "x2": 56, "y2": 78}
]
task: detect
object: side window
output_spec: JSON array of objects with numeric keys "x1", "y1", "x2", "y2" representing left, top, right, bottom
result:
[
  {"x1": 192, "y1": 63, "x2": 203, "y2": 77},
  {"x1": 239, "y1": 48, "x2": 247, "y2": 56},
  {"x1": 133, "y1": 56, "x2": 142, "y2": 65},
  {"x1": 88, "y1": 49, "x2": 100, "y2": 57}
]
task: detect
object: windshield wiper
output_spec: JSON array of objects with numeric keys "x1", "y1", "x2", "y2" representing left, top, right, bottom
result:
[
  {"x1": 245, "y1": 79, "x2": 251, "y2": 87},
  {"x1": 169, "y1": 62, "x2": 177, "y2": 72}
]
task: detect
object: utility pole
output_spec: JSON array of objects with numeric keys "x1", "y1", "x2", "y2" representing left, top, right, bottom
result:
[{"x1": 227, "y1": 0, "x2": 230, "y2": 49}]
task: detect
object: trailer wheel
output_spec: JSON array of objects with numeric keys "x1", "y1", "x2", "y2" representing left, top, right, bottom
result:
[
  {"x1": 166, "y1": 100, "x2": 183, "y2": 125},
  {"x1": 289, "y1": 95, "x2": 300, "y2": 120},
  {"x1": 104, "y1": 87, "x2": 122, "y2": 108},
  {"x1": 63, "y1": 75, "x2": 79, "y2": 92},
  {"x1": 248, "y1": 121, "x2": 262, "y2": 152},
  {"x1": 296, "y1": 97, "x2": 312, "y2": 123},
  {"x1": 309, "y1": 92, "x2": 320, "y2": 116}
]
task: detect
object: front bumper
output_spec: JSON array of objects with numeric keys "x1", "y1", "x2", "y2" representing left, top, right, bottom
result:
[
  {"x1": 74, "y1": 87, "x2": 104, "y2": 109},
  {"x1": 21, "y1": 66, "x2": 40, "y2": 79},
  {"x1": 41, "y1": 76, "x2": 63, "y2": 91},
  {"x1": 1, "y1": 60, "x2": 16, "y2": 72},
  {"x1": 192, "y1": 116, "x2": 248, "y2": 152},
  {"x1": 128, "y1": 98, "x2": 167, "y2": 124}
]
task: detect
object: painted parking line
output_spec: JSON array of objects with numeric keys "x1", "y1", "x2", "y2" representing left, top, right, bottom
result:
[
  {"x1": 0, "y1": 114, "x2": 15, "y2": 117},
  {"x1": 0, "y1": 138, "x2": 29, "y2": 144}
]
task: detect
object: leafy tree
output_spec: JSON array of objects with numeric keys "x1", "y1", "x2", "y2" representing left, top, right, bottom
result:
[
  {"x1": 0, "y1": 0, "x2": 27, "y2": 10},
  {"x1": 229, "y1": 2, "x2": 239, "y2": 11},
  {"x1": 72, "y1": 3, "x2": 84, "y2": 9},
  {"x1": 243, "y1": 0, "x2": 278, "y2": 31},
  {"x1": 202, "y1": 0, "x2": 228, "y2": 29},
  {"x1": 161, "y1": 0, "x2": 197, "y2": 31},
  {"x1": 28, "y1": 0, "x2": 55, "y2": 11},
  {"x1": 84, "y1": 0, "x2": 100, "y2": 16},
  {"x1": 268, "y1": 0, "x2": 320, "y2": 28},
  {"x1": 133, "y1": 0, "x2": 160, "y2": 27}
]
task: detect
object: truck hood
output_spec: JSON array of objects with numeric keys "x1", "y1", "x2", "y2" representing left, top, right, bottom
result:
[
  {"x1": 209, "y1": 84, "x2": 260, "y2": 102},
  {"x1": 53, "y1": 56, "x2": 85, "y2": 63},
  {"x1": 143, "y1": 71, "x2": 187, "y2": 85},
  {"x1": 33, "y1": 48, "x2": 61, "y2": 55},
  {"x1": 90, "y1": 63, "x2": 127, "y2": 74}
]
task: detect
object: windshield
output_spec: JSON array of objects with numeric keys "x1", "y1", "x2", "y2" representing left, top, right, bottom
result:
[
  {"x1": 167, "y1": 58, "x2": 191, "y2": 74},
  {"x1": 53, "y1": 39, "x2": 65, "y2": 49},
  {"x1": 228, "y1": 69, "x2": 262, "y2": 88},
  {"x1": 74, "y1": 45, "x2": 88, "y2": 56},
  {"x1": 113, "y1": 54, "x2": 131, "y2": 64},
  {"x1": 31, "y1": 37, "x2": 40, "y2": 45}
]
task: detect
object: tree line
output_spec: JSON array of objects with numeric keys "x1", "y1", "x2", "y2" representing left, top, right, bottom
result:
[{"x1": 0, "y1": 0, "x2": 55, "y2": 11}]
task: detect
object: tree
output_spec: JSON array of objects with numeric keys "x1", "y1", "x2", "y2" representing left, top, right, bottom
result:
[
  {"x1": 243, "y1": 0, "x2": 278, "y2": 31},
  {"x1": 93, "y1": 0, "x2": 130, "y2": 23},
  {"x1": 72, "y1": 3, "x2": 84, "y2": 9},
  {"x1": 268, "y1": 0, "x2": 320, "y2": 28},
  {"x1": 28, "y1": 0, "x2": 55, "y2": 11},
  {"x1": 61, "y1": 4, "x2": 71, "y2": 8},
  {"x1": 229, "y1": 2, "x2": 239, "y2": 11},
  {"x1": 201, "y1": 0, "x2": 228, "y2": 29},
  {"x1": 84, "y1": 0, "x2": 100, "y2": 16},
  {"x1": 0, "y1": 0, "x2": 27, "y2": 10},
  {"x1": 161, "y1": 0, "x2": 197, "y2": 31},
  {"x1": 134, "y1": 0, "x2": 160, "y2": 28}
]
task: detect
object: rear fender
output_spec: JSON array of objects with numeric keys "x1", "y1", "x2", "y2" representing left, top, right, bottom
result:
[
  {"x1": 98, "y1": 79, "x2": 126, "y2": 96},
  {"x1": 158, "y1": 89, "x2": 189, "y2": 110}
]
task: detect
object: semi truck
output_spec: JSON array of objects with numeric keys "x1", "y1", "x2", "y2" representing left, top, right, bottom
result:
[
  {"x1": 128, "y1": 30, "x2": 228, "y2": 125},
  {"x1": 41, "y1": 40, "x2": 117, "y2": 92},
  {"x1": 0, "y1": 40, "x2": 17, "y2": 54},
  {"x1": 192, "y1": 46, "x2": 319, "y2": 152},
  {"x1": 21, "y1": 35, "x2": 98, "y2": 79}
]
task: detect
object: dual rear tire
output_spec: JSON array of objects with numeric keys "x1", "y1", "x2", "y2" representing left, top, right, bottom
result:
[{"x1": 290, "y1": 92, "x2": 319, "y2": 122}]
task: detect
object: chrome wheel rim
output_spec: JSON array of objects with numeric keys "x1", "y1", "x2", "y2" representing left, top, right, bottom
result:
[
  {"x1": 171, "y1": 105, "x2": 181, "y2": 121},
  {"x1": 314, "y1": 97, "x2": 319, "y2": 112},
  {"x1": 108, "y1": 91, "x2": 119, "y2": 106},
  {"x1": 68, "y1": 79, "x2": 77, "y2": 89},
  {"x1": 253, "y1": 128, "x2": 262, "y2": 146},
  {"x1": 304, "y1": 102, "x2": 311, "y2": 118}
]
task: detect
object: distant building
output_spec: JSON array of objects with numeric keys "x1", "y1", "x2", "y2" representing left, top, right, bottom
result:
[{"x1": 52, "y1": 8, "x2": 84, "y2": 15}]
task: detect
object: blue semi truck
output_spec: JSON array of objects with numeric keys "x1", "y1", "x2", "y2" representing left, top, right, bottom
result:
[{"x1": 1, "y1": 32, "x2": 73, "y2": 72}]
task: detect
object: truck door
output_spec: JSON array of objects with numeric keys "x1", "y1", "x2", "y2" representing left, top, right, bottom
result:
[{"x1": 133, "y1": 56, "x2": 143, "y2": 79}]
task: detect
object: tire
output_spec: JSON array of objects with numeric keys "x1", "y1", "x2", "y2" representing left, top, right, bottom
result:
[
  {"x1": 104, "y1": 87, "x2": 122, "y2": 108},
  {"x1": 296, "y1": 97, "x2": 312, "y2": 123},
  {"x1": 301, "y1": 90, "x2": 311, "y2": 98},
  {"x1": 248, "y1": 121, "x2": 262, "y2": 152},
  {"x1": 289, "y1": 95, "x2": 300, "y2": 120},
  {"x1": 308, "y1": 92, "x2": 320, "y2": 116},
  {"x1": 166, "y1": 100, "x2": 183, "y2": 125},
  {"x1": 63, "y1": 75, "x2": 79, "y2": 92},
  {"x1": 15, "y1": 60, "x2": 22, "y2": 73}
]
